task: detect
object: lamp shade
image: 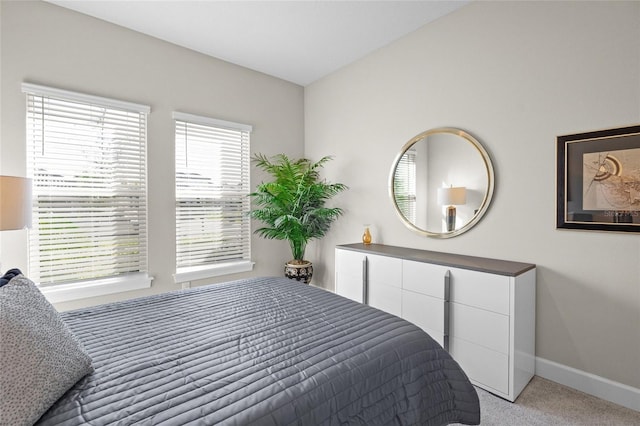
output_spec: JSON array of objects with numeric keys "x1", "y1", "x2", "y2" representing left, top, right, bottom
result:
[
  {"x1": 437, "y1": 186, "x2": 466, "y2": 206},
  {"x1": 0, "y1": 176, "x2": 32, "y2": 230}
]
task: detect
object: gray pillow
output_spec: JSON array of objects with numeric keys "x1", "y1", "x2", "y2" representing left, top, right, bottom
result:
[{"x1": 0, "y1": 275, "x2": 93, "y2": 426}]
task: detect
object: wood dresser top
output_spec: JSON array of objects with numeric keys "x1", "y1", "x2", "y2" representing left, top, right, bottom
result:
[{"x1": 336, "y1": 243, "x2": 535, "y2": 277}]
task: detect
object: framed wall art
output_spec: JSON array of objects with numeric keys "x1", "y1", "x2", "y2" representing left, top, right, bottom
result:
[{"x1": 557, "y1": 124, "x2": 640, "y2": 232}]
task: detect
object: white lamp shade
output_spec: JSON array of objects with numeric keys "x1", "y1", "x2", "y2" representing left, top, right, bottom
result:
[
  {"x1": 0, "y1": 176, "x2": 32, "y2": 230},
  {"x1": 437, "y1": 186, "x2": 466, "y2": 206}
]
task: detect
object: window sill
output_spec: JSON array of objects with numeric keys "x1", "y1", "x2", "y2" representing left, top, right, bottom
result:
[
  {"x1": 39, "y1": 273, "x2": 153, "y2": 304},
  {"x1": 174, "y1": 260, "x2": 254, "y2": 284}
]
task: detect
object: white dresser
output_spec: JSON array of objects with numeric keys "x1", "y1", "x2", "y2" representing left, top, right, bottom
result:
[{"x1": 335, "y1": 243, "x2": 536, "y2": 402}]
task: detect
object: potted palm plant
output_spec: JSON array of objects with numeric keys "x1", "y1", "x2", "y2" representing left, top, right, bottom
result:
[{"x1": 249, "y1": 153, "x2": 347, "y2": 283}]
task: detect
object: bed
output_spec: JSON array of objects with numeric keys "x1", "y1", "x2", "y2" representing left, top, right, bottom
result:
[{"x1": 31, "y1": 276, "x2": 479, "y2": 425}]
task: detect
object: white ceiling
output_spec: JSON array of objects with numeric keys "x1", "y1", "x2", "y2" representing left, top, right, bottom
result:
[{"x1": 47, "y1": 0, "x2": 469, "y2": 86}]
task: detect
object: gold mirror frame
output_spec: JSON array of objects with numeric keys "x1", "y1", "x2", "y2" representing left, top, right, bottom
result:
[{"x1": 389, "y1": 127, "x2": 495, "y2": 238}]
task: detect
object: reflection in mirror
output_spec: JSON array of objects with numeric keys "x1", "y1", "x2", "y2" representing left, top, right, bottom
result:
[{"x1": 390, "y1": 128, "x2": 494, "y2": 238}]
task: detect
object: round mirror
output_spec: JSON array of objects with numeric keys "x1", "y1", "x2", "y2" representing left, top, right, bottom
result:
[{"x1": 389, "y1": 127, "x2": 495, "y2": 238}]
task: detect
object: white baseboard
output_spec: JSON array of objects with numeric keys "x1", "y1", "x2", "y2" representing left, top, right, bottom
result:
[{"x1": 535, "y1": 357, "x2": 640, "y2": 412}]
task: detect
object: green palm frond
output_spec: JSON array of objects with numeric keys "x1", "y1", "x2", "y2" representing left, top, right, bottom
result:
[{"x1": 249, "y1": 153, "x2": 347, "y2": 261}]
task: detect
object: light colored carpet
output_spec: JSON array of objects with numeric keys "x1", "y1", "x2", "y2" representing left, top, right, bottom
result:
[{"x1": 458, "y1": 376, "x2": 640, "y2": 425}]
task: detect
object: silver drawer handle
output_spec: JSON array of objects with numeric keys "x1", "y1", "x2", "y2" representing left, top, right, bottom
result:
[
  {"x1": 362, "y1": 257, "x2": 369, "y2": 304},
  {"x1": 444, "y1": 270, "x2": 451, "y2": 351}
]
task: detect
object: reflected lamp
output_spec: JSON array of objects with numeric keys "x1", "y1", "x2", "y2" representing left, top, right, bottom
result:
[{"x1": 437, "y1": 186, "x2": 466, "y2": 232}]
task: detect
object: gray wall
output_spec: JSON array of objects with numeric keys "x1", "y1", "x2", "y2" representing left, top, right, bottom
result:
[
  {"x1": 0, "y1": 1, "x2": 304, "y2": 310},
  {"x1": 305, "y1": 1, "x2": 640, "y2": 390}
]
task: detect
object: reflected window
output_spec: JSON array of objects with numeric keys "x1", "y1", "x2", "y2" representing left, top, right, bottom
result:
[{"x1": 393, "y1": 147, "x2": 417, "y2": 222}]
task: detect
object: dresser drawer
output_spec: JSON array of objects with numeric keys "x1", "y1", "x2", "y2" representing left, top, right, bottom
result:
[
  {"x1": 449, "y1": 268, "x2": 510, "y2": 315},
  {"x1": 402, "y1": 290, "x2": 446, "y2": 335},
  {"x1": 367, "y1": 254, "x2": 403, "y2": 316},
  {"x1": 336, "y1": 248, "x2": 365, "y2": 277},
  {"x1": 335, "y1": 249, "x2": 365, "y2": 303},
  {"x1": 450, "y1": 303, "x2": 509, "y2": 354},
  {"x1": 450, "y1": 337, "x2": 509, "y2": 395},
  {"x1": 368, "y1": 254, "x2": 402, "y2": 288},
  {"x1": 369, "y1": 283, "x2": 402, "y2": 317},
  {"x1": 402, "y1": 260, "x2": 449, "y2": 298}
]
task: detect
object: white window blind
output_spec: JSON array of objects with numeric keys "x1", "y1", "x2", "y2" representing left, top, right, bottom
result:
[
  {"x1": 23, "y1": 83, "x2": 149, "y2": 287},
  {"x1": 394, "y1": 148, "x2": 417, "y2": 223},
  {"x1": 174, "y1": 112, "x2": 252, "y2": 271}
]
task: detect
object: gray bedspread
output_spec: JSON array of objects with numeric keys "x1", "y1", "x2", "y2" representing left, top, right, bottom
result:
[{"x1": 38, "y1": 277, "x2": 480, "y2": 425}]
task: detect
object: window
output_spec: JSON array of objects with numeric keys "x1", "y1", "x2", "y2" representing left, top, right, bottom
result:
[
  {"x1": 173, "y1": 112, "x2": 253, "y2": 282},
  {"x1": 393, "y1": 147, "x2": 417, "y2": 223},
  {"x1": 23, "y1": 83, "x2": 151, "y2": 301}
]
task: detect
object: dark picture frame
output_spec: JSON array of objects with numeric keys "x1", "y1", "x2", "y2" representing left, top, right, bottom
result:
[{"x1": 557, "y1": 125, "x2": 640, "y2": 232}]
